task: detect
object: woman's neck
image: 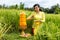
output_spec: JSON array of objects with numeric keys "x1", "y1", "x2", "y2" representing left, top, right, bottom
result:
[{"x1": 36, "y1": 11, "x2": 40, "y2": 14}]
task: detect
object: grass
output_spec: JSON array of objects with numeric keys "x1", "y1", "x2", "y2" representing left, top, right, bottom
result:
[
  {"x1": 3, "y1": 33, "x2": 33, "y2": 40},
  {"x1": 0, "y1": 9, "x2": 60, "y2": 40},
  {"x1": 0, "y1": 23, "x2": 12, "y2": 40}
]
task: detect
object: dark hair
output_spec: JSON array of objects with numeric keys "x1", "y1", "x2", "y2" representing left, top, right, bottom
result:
[{"x1": 33, "y1": 4, "x2": 42, "y2": 11}]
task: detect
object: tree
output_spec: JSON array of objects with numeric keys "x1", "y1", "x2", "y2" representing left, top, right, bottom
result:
[
  {"x1": 20, "y1": 2, "x2": 24, "y2": 9},
  {"x1": 0, "y1": 5, "x2": 2, "y2": 8},
  {"x1": 15, "y1": 4, "x2": 18, "y2": 9},
  {"x1": 9, "y1": 5, "x2": 15, "y2": 9},
  {"x1": 3, "y1": 4, "x2": 5, "y2": 8},
  {"x1": 44, "y1": 8, "x2": 50, "y2": 13},
  {"x1": 54, "y1": 4, "x2": 60, "y2": 14}
]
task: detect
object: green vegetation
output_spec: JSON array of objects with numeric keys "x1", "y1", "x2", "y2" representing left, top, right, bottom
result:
[
  {"x1": 0, "y1": 9, "x2": 60, "y2": 40},
  {"x1": 0, "y1": 3, "x2": 60, "y2": 14}
]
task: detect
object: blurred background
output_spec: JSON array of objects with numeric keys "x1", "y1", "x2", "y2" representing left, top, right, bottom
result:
[{"x1": 0, "y1": 0, "x2": 60, "y2": 13}]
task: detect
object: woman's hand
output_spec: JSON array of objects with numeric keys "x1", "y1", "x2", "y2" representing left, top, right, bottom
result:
[
  {"x1": 27, "y1": 15, "x2": 34, "y2": 20},
  {"x1": 27, "y1": 13, "x2": 34, "y2": 20},
  {"x1": 34, "y1": 20, "x2": 42, "y2": 22},
  {"x1": 27, "y1": 17, "x2": 32, "y2": 20}
]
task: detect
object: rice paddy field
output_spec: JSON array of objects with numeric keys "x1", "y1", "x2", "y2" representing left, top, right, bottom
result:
[{"x1": 0, "y1": 9, "x2": 60, "y2": 40}]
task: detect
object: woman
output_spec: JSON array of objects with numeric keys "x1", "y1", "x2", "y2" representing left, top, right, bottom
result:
[{"x1": 27, "y1": 4, "x2": 45, "y2": 36}]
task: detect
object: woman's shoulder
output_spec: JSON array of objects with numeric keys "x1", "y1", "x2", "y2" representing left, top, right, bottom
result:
[
  {"x1": 40, "y1": 11, "x2": 45, "y2": 15},
  {"x1": 39, "y1": 11, "x2": 45, "y2": 16},
  {"x1": 40, "y1": 11, "x2": 45, "y2": 13}
]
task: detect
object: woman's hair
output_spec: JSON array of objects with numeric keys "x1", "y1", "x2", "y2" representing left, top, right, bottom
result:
[{"x1": 33, "y1": 4, "x2": 42, "y2": 11}]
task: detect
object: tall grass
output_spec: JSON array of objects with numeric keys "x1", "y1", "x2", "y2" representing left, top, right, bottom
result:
[
  {"x1": 0, "y1": 23, "x2": 12, "y2": 40},
  {"x1": 0, "y1": 9, "x2": 60, "y2": 40},
  {"x1": 0, "y1": 9, "x2": 20, "y2": 33}
]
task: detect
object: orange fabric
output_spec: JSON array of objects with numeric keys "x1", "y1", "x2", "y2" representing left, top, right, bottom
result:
[{"x1": 19, "y1": 12, "x2": 27, "y2": 28}]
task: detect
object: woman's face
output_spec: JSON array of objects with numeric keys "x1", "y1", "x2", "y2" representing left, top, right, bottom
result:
[{"x1": 34, "y1": 6, "x2": 40, "y2": 12}]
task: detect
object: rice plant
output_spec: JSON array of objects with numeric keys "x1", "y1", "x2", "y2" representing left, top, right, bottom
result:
[{"x1": 0, "y1": 9, "x2": 60, "y2": 40}]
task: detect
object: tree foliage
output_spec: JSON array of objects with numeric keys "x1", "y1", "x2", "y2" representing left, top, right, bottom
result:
[{"x1": 0, "y1": 3, "x2": 60, "y2": 14}]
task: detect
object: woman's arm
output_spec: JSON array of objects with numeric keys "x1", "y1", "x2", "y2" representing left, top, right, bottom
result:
[
  {"x1": 40, "y1": 12, "x2": 45, "y2": 22},
  {"x1": 27, "y1": 13, "x2": 34, "y2": 20},
  {"x1": 34, "y1": 12, "x2": 45, "y2": 22}
]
